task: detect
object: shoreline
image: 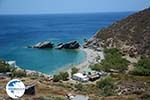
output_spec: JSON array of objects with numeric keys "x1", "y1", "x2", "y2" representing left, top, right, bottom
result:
[
  {"x1": 66, "y1": 47, "x2": 104, "y2": 74},
  {"x1": 14, "y1": 47, "x2": 104, "y2": 78}
]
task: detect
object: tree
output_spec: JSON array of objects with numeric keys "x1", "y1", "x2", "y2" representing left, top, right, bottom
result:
[
  {"x1": 53, "y1": 72, "x2": 69, "y2": 82},
  {"x1": 71, "y1": 67, "x2": 78, "y2": 76},
  {"x1": 0, "y1": 60, "x2": 11, "y2": 73},
  {"x1": 59, "y1": 72, "x2": 69, "y2": 81},
  {"x1": 53, "y1": 75, "x2": 61, "y2": 82}
]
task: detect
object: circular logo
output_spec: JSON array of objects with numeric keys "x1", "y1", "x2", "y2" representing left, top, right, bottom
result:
[{"x1": 6, "y1": 79, "x2": 25, "y2": 99}]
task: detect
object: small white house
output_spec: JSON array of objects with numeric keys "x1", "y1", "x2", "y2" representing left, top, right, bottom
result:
[
  {"x1": 72, "y1": 73, "x2": 89, "y2": 82},
  {"x1": 7, "y1": 61, "x2": 17, "y2": 67}
]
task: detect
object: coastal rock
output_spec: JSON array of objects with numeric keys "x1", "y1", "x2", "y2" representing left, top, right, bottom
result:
[
  {"x1": 28, "y1": 41, "x2": 54, "y2": 49},
  {"x1": 63, "y1": 41, "x2": 80, "y2": 49},
  {"x1": 56, "y1": 41, "x2": 80, "y2": 49},
  {"x1": 55, "y1": 43, "x2": 64, "y2": 49},
  {"x1": 83, "y1": 38, "x2": 102, "y2": 50}
]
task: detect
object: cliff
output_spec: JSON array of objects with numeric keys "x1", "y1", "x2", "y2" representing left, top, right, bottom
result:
[{"x1": 84, "y1": 8, "x2": 150, "y2": 57}]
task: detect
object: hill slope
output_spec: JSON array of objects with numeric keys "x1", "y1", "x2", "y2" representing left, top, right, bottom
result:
[{"x1": 84, "y1": 8, "x2": 150, "y2": 57}]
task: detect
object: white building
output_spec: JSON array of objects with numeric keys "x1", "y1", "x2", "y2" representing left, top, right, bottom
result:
[
  {"x1": 7, "y1": 61, "x2": 17, "y2": 67},
  {"x1": 66, "y1": 94, "x2": 89, "y2": 100},
  {"x1": 72, "y1": 73, "x2": 89, "y2": 82}
]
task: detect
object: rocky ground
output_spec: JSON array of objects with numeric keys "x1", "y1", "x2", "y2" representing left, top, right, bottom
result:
[
  {"x1": 84, "y1": 8, "x2": 150, "y2": 57},
  {"x1": 0, "y1": 73, "x2": 150, "y2": 100}
]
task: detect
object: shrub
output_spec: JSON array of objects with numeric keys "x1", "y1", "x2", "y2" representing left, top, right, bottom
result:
[
  {"x1": 104, "y1": 48, "x2": 120, "y2": 55},
  {"x1": 53, "y1": 72, "x2": 69, "y2": 82},
  {"x1": 53, "y1": 75, "x2": 61, "y2": 82},
  {"x1": 59, "y1": 72, "x2": 69, "y2": 81},
  {"x1": 12, "y1": 69, "x2": 26, "y2": 78},
  {"x1": 91, "y1": 48, "x2": 129, "y2": 72},
  {"x1": 130, "y1": 57, "x2": 150, "y2": 76},
  {"x1": 74, "y1": 83, "x2": 83, "y2": 91},
  {"x1": 96, "y1": 77, "x2": 114, "y2": 89},
  {"x1": 71, "y1": 67, "x2": 78, "y2": 76},
  {"x1": 96, "y1": 77, "x2": 115, "y2": 96},
  {"x1": 0, "y1": 60, "x2": 11, "y2": 73}
]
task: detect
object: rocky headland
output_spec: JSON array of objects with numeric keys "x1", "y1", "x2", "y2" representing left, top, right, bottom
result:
[{"x1": 84, "y1": 8, "x2": 150, "y2": 57}]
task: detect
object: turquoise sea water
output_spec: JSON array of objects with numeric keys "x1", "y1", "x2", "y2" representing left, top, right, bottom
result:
[{"x1": 0, "y1": 12, "x2": 133, "y2": 74}]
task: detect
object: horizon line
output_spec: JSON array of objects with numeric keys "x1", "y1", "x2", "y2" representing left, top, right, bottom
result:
[{"x1": 0, "y1": 10, "x2": 137, "y2": 16}]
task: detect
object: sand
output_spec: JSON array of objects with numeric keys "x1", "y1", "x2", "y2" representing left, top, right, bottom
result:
[{"x1": 67, "y1": 47, "x2": 104, "y2": 74}]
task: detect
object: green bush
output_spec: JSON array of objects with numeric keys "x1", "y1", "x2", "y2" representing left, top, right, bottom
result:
[
  {"x1": 104, "y1": 48, "x2": 120, "y2": 55},
  {"x1": 91, "y1": 48, "x2": 129, "y2": 72},
  {"x1": 96, "y1": 77, "x2": 114, "y2": 89},
  {"x1": 53, "y1": 75, "x2": 61, "y2": 82},
  {"x1": 130, "y1": 57, "x2": 150, "y2": 76},
  {"x1": 91, "y1": 64, "x2": 101, "y2": 71},
  {"x1": 59, "y1": 72, "x2": 69, "y2": 81},
  {"x1": 71, "y1": 67, "x2": 78, "y2": 76},
  {"x1": 96, "y1": 77, "x2": 115, "y2": 96},
  {"x1": 53, "y1": 72, "x2": 69, "y2": 82},
  {"x1": 0, "y1": 60, "x2": 11, "y2": 73},
  {"x1": 12, "y1": 69, "x2": 26, "y2": 78}
]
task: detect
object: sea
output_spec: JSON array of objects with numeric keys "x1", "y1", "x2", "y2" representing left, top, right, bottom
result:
[{"x1": 0, "y1": 12, "x2": 133, "y2": 74}]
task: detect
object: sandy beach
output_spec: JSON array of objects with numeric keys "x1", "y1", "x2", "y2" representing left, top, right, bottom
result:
[{"x1": 67, "y1": 47, "x2": 104, "y2": 74}]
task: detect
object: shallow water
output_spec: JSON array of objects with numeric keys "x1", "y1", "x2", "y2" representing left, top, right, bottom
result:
[{"x1": 0, "y1": 12, "x2": 132, "y2": 74}]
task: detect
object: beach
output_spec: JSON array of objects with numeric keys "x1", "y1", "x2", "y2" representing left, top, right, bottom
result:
[{"x1": 66, "y1": 47, "x2": 104, "y2": 74}]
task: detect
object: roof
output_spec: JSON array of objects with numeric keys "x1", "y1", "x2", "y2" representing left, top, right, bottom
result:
[
  {"x1": 73, "y1": 73, "x2": 87, "y2": 79},
  {"x1": 7, "y1": 61, "x2": 16, "y2": 65}
]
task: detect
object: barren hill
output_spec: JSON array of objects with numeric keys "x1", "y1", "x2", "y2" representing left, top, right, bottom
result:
[{"x1": 84, "y1": 8, "x2": 150, "y2": 57}]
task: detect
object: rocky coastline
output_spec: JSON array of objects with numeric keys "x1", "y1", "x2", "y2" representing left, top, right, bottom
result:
[{"x1": 84, "y1": 8, "x2": 150, "y2": 57}]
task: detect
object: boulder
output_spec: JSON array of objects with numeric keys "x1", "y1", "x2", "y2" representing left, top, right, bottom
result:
[
  {"x1": 56, "y1": 41, "x2": 80, "y2": 49},
  {"x1": 28, "y1": 41, "x2": 53, "y2": 49},
  {"x1": 55, "y1": 43, "x2": 64, "y2": 49},
  {"x1": 63, "y1": 41, "x2": 80, "y2": 49}
]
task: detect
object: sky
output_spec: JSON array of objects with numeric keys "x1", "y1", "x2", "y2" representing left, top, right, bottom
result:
[{"x1": 0, "y1": 0, "x2": 149, "y2": 14}]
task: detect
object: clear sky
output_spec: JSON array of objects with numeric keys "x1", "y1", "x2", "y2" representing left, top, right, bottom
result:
[{"x1": 0, "y1": 0, "x2": 149, "y2": 14}]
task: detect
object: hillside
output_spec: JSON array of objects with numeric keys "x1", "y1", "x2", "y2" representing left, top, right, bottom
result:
[{"x1": 84, "y1": 8, "x2": 150, "y2": 57}]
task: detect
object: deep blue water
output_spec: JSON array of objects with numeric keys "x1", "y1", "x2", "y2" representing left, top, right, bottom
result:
[{"x1": 0, "y1": 12, "x2": 133, "y2": 74}]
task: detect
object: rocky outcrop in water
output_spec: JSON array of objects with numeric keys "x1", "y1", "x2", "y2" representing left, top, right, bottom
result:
[
  {"x1": 27, "y1": 41, "x2": 80, "y2": 49},
  {"x1": 56, "y1": 41, "x2": 80, "y2": 49},
  {"x1": 28, "y1": 41, "x2": 54, "y2": 49},
  {"x1": 84, "y1": 8, "x2": 150, "y2": 57}
]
